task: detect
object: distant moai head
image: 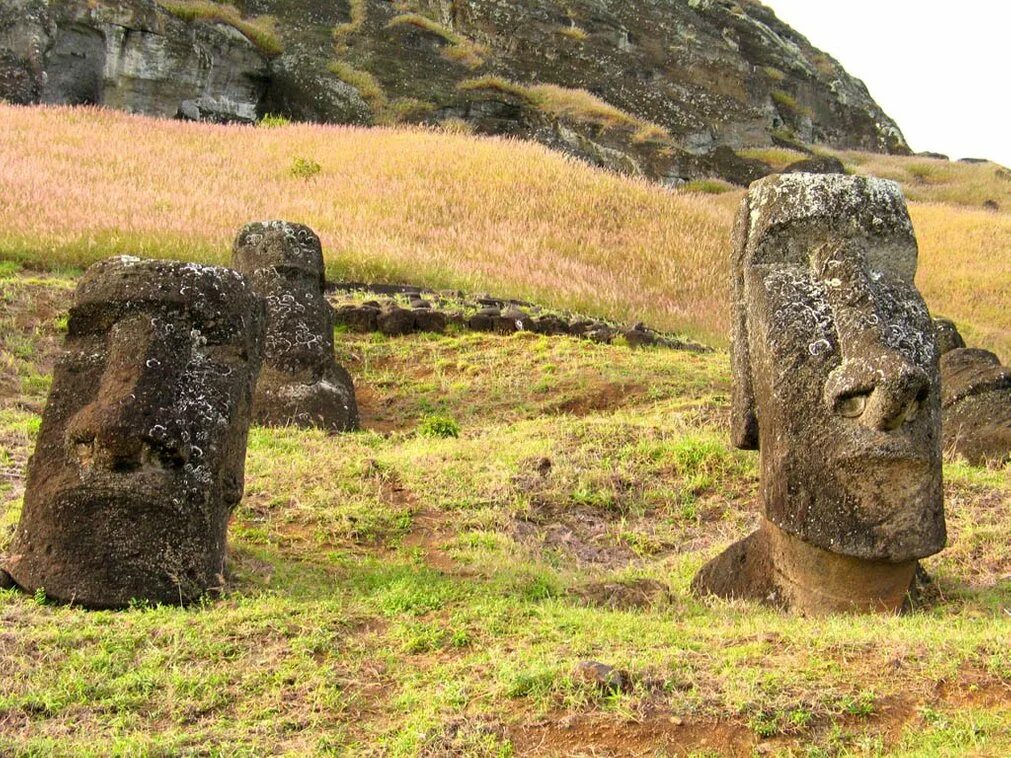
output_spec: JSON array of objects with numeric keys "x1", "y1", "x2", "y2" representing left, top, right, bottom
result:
[
  {"x1": 3, "y1": 257, "x2": 264, "y2": 608},
  {"x1": 939, "y1": 348, "x2": 1011, "y2": 466},
  {"x1": 731, "y1": 174, "x2": 945, "y2": 563},
  {"x1": 232, "y1": 221, "x2": 359, "y2": 431}
]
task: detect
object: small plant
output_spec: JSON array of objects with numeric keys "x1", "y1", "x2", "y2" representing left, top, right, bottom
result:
[
  {"x1": 290, "y1": 157, "x2": 321, "y2": 180},
  {"x1": 559, "y1": 25, "x2": 589, "y2": 41},
  {"x1": 682, "y1": 178, "x2": 735, "y2": 194},
  {"x1": 33, "y1": 587, "x2": 47, "y2": 605},
  {"x1": 258, "y1": 113, "x2": 290, "y2": 128},
  {"x1": 418, "y1": 414, "x2": 460, "y2": 438}
]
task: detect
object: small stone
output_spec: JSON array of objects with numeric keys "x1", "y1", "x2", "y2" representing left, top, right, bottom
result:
[
  {"x1": 377, "y1": 306, "x2": 415, "y2": 336},
  {"x1": 413, "y1": 309, "x2": 448, "y2": 333},
  {"x1": 468, "y1": 307, "x2": 500, "y2": 332},
  {"x1": 573, "y1": 661, "x2": 631, "y2": 694},
  {"x1": 334, "y1": 304, "x2": 379, "y2": 333},
  {"x1": 532, "y1": 315, "x2": 570, "y2": 335},
  {"x1": 535, "y1": 457, "x2": 552, "y2": 475}
]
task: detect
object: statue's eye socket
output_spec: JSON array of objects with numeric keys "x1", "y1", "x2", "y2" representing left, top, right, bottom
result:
[{"x1": 838, "y1": 394, "x2": 868, "y2": 418}]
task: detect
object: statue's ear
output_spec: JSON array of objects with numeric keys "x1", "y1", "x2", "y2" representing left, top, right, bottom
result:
[{"x1": 730, "y1": 195, "x2": 759, "y2": 450}]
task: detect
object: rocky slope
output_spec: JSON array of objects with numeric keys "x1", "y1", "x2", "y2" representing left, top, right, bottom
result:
[{"x1": 1, "y1": 0, "x2": 909, "y2": 184}]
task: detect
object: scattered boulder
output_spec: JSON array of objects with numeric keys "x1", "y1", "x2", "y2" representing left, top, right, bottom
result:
[
  {"x1": 693, "y1": 174, "x2": 946, "y2": 614},
  {"x1": 531, "y1": 315, "x2": 570, "y2": 336},
  {"x1": 232, "y1": 221, "x2": 359, "y2": 432},
  {"x1": 782, "y1": 155, "x2": 846, "y2": 175},
  {"x1": 983, "y1": 200, "x2": 1000, "y2": 212},
  {"x1": 916, "y1": 151, "x2": 949, "y2": 161},
  {"x1": 378, "y1": 305, "x2": 416, "y2": 336},
  {"x1": 334, "y1": 304, "x2": 380, "y2": 333},
  {"x1": 2, "y1": 257, "x2": 265, "y2": 608},
  {"x1": 939, "y1": 348, "x2": 1011, "y2": 466},
  {"x1": 413, "y1": 309, "x2": 448, "y2": 333},
  {"x1": 468, "y1": 307, "x2": 500, "y2": 332}
]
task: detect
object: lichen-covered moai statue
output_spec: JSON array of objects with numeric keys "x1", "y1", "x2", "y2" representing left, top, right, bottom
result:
[
  {"x1": 939, "y1": 347, "x2": 1011, "y2": 466},
  {"x1": 1, "y1": 257, "x2": 265, "y2": 608},
  {"x1": 232, "y1": 221, "x2": 359, "y2": 431},
  {"x1": 692, "y1": 174, "x2": 947, "y2": 614}
]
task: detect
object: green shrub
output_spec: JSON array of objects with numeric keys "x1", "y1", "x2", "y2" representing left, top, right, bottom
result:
[
  {"x1": 258, "y1": 113, "x2": 290, "y2": 128},
  {"x1": 290, "y1": 157, "x2": 321, "y2": 180},
  {"x1": 418, "y1": 414, "x2": 460, "y2": 438}
]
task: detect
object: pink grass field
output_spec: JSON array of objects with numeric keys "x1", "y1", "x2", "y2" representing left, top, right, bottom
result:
[{"x1": 1, "y1": 104, "x2": 1008, "y2": 357}]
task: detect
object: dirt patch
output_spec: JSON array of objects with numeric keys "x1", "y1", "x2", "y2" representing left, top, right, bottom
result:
[
  {"x1": 383, "y1": 480, "x2": 456, "y2": 573},
  {"x1": 568, "y1": 578, "x2": 672, "y2": 611},
  {"x1": 355, "y1": 384, "x2": 413, "y2": 433},
  {"x1": 513, "y1": 510, "x2": 639, "y2": 568},
  {"x1": 508, "y1": 714, "x2": 756, "y2": 757},
  {"x1": 551, "y1": 382, "x2": 645, "y2": 417}
]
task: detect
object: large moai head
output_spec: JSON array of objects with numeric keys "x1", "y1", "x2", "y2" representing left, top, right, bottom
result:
[
  {"x1": 232, "y1": 221, "x2": 359, "y2": 431},
  {"x1": 2, "y1": 257, "x2": 265, "y2": 608},
  {"x1": 697, "y1": 174, "x2": 946, "y2": 614}
]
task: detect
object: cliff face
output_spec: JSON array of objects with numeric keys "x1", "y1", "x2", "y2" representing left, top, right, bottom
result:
[{"x1": 0, "y1": 0, "x2": 908, "y2": 184}]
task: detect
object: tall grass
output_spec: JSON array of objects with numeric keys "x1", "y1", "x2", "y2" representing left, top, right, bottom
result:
[
  {"x1": 0, "y1": 105, "x2": 730, "y2": 344},
  {"x1": 0, "y1": 105, "x2": 1006, "y2": 358}
]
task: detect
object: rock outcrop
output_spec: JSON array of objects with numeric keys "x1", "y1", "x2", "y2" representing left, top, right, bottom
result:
[
  {"x1": 1, "y1": 0, "x2": 270, "y2": 122},
  {"x1": 2, "y1": 0, "x2": 909, "y2": 184}
]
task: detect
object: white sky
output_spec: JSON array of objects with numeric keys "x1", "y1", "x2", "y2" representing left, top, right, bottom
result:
[{"x1": 766, "y1": 0, "x2": 1010, "y2": 166}]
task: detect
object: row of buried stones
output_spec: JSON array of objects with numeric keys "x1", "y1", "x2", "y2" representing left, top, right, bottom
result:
[
  {"x1": 329, "y1": 290, "x2": 707, "y2": 351},
  {"x1": 1, "y1": 176, "x2": 1009, "y2": 612}
]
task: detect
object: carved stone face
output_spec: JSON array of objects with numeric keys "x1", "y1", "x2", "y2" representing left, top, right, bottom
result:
[
  {"x1": 4, "y1": 257, "x2": 264, "y2": 608},
  {"x1": 731, "y1": 175, "x2": 945, "y2": 562},
  {"x1": 232, "y1": 221, "x2": 359, "y2": 431}
]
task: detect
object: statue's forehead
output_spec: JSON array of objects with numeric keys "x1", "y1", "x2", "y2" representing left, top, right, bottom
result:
[
  {"x1": 235, "y1": 222, "x2": 323, "y2": 272},
  {"x1": 743, "y1": 174, "x2": 918, "y2": 280}
]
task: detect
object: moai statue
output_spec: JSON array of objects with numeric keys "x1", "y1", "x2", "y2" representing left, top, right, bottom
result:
[
  {"x1": 693, "y1": 174, "x2": 947, "y2": 614},
  {"x1": 939, "y1": 348, "x2": 1011, "y2": 466},
  {"x1": 232, "y1": 221, "x2": 360, "y2": 431},
  {"x1": 1, "y1": 257, "x2": 265, "y2": 608}
]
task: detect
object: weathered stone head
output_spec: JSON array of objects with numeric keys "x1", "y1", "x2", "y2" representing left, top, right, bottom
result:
[
  {"x1": 2, "y1": 257, "x2": 265, "y2": 608},
  {"x1": 939, "y1": 348, "x2": 1011, "y2": 466},
  {"x1": 232, "y1": 221, "x2": 359, "y2": 431},
  {"x1": 694, "y1": 174, "x2": 946, "y2": 613}
]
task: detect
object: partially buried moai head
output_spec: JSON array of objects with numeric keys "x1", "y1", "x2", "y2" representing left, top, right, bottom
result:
[
  {"x1": 232, "y1": 221, "x2": 359, "y2": 431},
  {"x1": 695, "y1": 174, "x2": 946, "y2": 614},
  {"x1": 2, "y1": 257, "x2": 265, "y2": 609}
]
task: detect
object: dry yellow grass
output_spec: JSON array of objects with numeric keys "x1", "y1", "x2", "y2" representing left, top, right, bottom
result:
[
  {"x1": 156, "y1": 0, "x2": 282, "y2": 57},
  {"x1": 832, "y1": 149, "x2": 1011, "y2": 209},
  {"x1": 0, "y1": 105, "x2": 1006, "y2": 358}
]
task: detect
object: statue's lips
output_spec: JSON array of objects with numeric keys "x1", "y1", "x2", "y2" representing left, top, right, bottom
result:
[
  {"x1": 47, "y1": 468, "x2": 202, "y2": 513},
  {"x1": 833, "y1": 443, "x2": 933, "y2": 473}
]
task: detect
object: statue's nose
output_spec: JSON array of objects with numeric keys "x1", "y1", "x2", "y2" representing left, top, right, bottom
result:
[
  {"x1": 66, "y1": 315, "x2": 189, "y2": 470},
  {"x1": 825, "y1": 354, "x2": 929, "y2": 432}
]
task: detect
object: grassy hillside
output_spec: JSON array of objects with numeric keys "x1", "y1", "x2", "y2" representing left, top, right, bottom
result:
[
  {"x1": 1, "y1": 268, "x2": 1009, "y2": 754},
  {"x1": 1, "y1": 105, "x2": 1008, "y2": 360}
]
